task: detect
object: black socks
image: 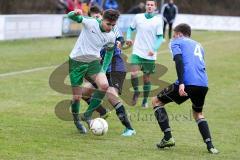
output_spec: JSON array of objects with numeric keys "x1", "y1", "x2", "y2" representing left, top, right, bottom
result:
[
  {"x1": 115, "y1": 102, "x2": 133, "y2": 130},
  {"x1": 196, "y1": 118, "x2": 214, "y2": 149},
  {"x1": 154, "y1": 106, "x2": 172, "y2": 140}
]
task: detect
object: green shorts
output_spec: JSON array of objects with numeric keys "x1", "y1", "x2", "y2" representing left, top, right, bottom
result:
[
  {"x1": 131, "y1": 54, "x2": 155, "y2": 74},
  {"x1": 69, "y1": 58, "x2": 102, "y2": 86}
]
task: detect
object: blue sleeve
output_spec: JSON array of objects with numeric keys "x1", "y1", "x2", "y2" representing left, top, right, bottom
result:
[
  {"x1": 170, "y1": 39, "x2": 182, "y2": 59},
  {"x1": 114, "y1": 47, "x2": 121, "y2": 56},
  {"x1": 153, "y1": 35, "x2": 163, "y2": 52}
]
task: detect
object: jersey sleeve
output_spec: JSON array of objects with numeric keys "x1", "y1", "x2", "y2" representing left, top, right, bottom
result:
[
  {"x1": 156, "y1": 18, "x2": 163, "y2": 36},
  {"x1": 68, "y1": 11, "x2": 83, "y2": 23},
  {"x1": 110, "y1": 32, "x2": 117, "y2": 43},
  {"x1": 81, "y1": 17, "x2": 97, "y2": 29},
  {"x1": 169, "y1": 39, "x2": 182, "y2": 59},
  {"x1": 130, "y1": 14, "x2": 138, "y2": 30},
  {"x1": 113, "y1": 25, "x2": 123, "y2": 38}
]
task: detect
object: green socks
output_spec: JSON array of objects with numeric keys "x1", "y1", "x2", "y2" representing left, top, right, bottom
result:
[
  {"x1": 143, "y1": 82, "x2": 151, "y2": 104},
  {"x1": 84, "y1": 90, "x2": 106, "y2": 118},
  {"x1": 71, "y1": 100, "x2": 80, "y2": 114},
  {"x1": 131, "y1": 77, "x2": 139, "y2": 93}
]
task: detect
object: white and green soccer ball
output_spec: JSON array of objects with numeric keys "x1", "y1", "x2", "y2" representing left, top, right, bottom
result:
[{"x1": 90, "y1": 118, "x2": 108, "y2": 136}]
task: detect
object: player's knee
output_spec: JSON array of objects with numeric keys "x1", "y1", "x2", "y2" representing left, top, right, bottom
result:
[
  {"x1": 152, "y1": 96, "x2": 162, "y2": 107},
  {"x1": 99, "y1": 83, "x2": 109, "y2": 91},
  {"x1": 192, "y1": 110, "x2": 204, "y2": 120},
  {"x1": 131, "y1": 71, "x2": 138, "y2": 77},
  {"x1": 107, "y1": 87, "x2": 118, "y2": 96},
  {"x1": 82, "y1": 88, "x2": 93, "y2": 97},
  {"x1": 107, "y1": 89, "x2": 119, "y2": 105},
  {"x1": 143, "y1": 78, "x2": 151, "y2": 83},
  {"x1": 143, "y1": 74, "x2": 150, "y2": 82},
  {"x1": 73, "y1": 95, "x2": 81, "y2": 101}
]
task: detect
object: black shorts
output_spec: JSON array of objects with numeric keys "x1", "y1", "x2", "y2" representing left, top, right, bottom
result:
[
  {"x1": 86, "y1": 72, "x2": 126, "y2": 95},
  {"x1": 156, "y1": 83, "x2": 208, "y2": 112},
  {"x1": 106, "y1": 71, "x2": 126, "y2": 95}
]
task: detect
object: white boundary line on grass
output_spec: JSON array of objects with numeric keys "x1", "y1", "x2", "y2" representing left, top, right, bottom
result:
[
  {"x1": 0, "y1": 36, "x2": 238, "y2": 78},
  {"x1": 0, "y1": 65, "x2": 57, "y2": 78},
  {"x1": 158, "y1": 36, "x2": 238, "y2": 54}
]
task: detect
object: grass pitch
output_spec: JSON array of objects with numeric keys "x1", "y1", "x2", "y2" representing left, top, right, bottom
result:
[{"x1": 0, "y1": 31, "x2": 240, "y2": 160}]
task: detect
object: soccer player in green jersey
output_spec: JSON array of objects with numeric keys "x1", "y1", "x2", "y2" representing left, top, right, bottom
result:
[
  {"x1": 80, "y1": 6, "x2": 136, "y2": 136},
  {"x1": 126, "y1": 0, "x2": 164, "y2": 108},
  {"x1": 68, "y1": 9, "x2": 120, "y2": 133}
]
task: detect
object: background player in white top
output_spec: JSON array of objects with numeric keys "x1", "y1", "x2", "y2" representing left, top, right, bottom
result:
[
  {"x1": 126, "y1": 0, "x2": 164, "y2": 108},
  {"x1": 68, "y1": 9, "x2": 119, "y2": 134}
]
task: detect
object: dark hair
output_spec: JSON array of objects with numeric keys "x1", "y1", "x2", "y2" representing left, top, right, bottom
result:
[
  {"x1": 146, "y1": 0, "x2": 157, "y2": 4},
  {"x1": 103, "y1": 9, "x2": 120, "y2": 22},
  {"x1": 174, "y1": 23, "x2": 191, "y2": 37},
  {"x1": 88, "y1": 5, "x2": 102, "y2": 16}
]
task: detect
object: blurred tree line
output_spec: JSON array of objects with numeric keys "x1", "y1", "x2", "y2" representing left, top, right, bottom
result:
[{"x1": 0, "y1": 0, "x2": 239, "y2": 16}]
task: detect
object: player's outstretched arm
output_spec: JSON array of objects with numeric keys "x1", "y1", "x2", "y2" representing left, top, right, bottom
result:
[
  {"x1": 174, "y1": 54, "x2": 187, "y2": 96},
  {"x1": 101, "y1": 43, "x2": 115, "y2": 73},
  {"x1": 148, "y1": 35, "x2": 163, "y2": 56},
  {"x1": 126, "y1": 27, "x2": 134, "y2": 40},
  {"x1": 153, "y1": 35, "x2": 164, "y2": 52},
  {"x1": 125, "y1": 27, "x2": 135, "y2": 46},
  {"x1": 174, "y1": 54, "x2": 184, "y2": 84},
  {"x1": 68, "y1": 9, "x2": 83, "y2": 23}
]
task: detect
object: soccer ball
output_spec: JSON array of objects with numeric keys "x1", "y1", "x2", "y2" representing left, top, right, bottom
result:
[{"x1": 90, "y1": 118, "x2": 108, "y2": 136}]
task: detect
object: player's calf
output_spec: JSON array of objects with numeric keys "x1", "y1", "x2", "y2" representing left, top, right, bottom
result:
[
  {"x1": 153, "y1": 97, "x2": 173, "y2": 144},
  {"x1": 71, "y1": 99, "x2": 87, "y2": 134},
  {"x1": 193, "y1": 110, "x2": 219, "y2": 154}
]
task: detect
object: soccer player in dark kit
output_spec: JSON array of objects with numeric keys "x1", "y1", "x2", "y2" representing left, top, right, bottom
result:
[{"x1": 152, "y1": 23, "x2": 219, "y2": 154}]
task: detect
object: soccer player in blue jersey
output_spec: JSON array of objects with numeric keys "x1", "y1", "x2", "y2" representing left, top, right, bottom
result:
[
  {"x1": 100, "y1": 42, "x2": 136, "y2": 136},
  {"x1": 151, "y1": 23, "x2": 219, "y2": 154}
]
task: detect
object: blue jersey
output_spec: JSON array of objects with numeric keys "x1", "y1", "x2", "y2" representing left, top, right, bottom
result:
[
  {"x1": 100, "y1": 26, "x2": 126, "y2": 73},
  {"x1": 100, "y1": 46, "x2": 126, "y2": 73},
  {"x1": 170, "y1": 37, "x2": 208, "y2": 87}
]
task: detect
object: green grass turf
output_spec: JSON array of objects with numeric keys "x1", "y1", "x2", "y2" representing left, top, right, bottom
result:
[{"x1": 0, "y1": 31, "x2": 240, "y2": 160}]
